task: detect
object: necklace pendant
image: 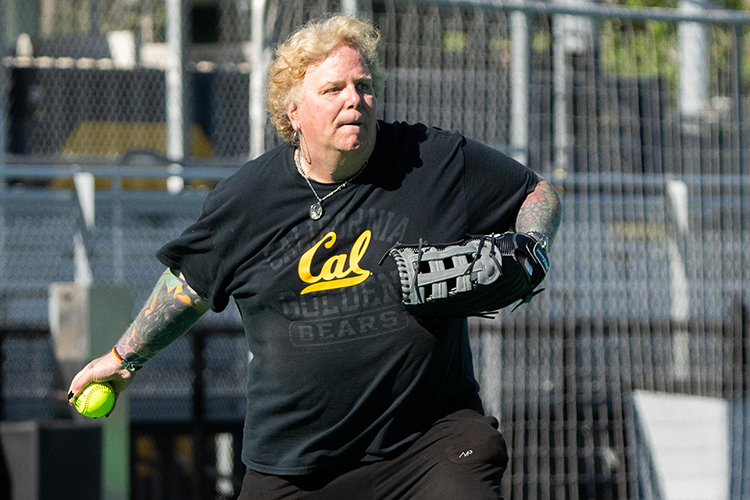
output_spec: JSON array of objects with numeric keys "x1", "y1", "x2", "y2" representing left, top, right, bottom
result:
[{"x1": 309, "y1": 202, "x2": 324, "y2": 220}]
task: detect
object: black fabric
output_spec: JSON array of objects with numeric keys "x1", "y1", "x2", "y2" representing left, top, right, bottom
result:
[
  {"x1": 157, "y1": 121, "x2": 539, "y2": 475},
  {"x1": 237, "y1": 408, "x2": 508, "y2": 500}
]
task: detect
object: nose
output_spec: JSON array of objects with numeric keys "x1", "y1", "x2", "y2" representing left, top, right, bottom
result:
[{"x1": 343, "y1": 84, "x2": 362, "y2": 108}]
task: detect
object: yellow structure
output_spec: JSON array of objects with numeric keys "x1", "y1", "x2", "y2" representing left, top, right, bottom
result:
[{"x1": 55, "y1": 121, "x2": 215, "y2": 190}]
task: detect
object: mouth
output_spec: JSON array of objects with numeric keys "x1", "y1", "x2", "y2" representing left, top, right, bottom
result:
[{"x1": 338, "y1": 115, "x2": 366, "y2": 128}]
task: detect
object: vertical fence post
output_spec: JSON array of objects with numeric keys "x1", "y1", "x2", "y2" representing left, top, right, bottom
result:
[
  {"x1": 166, "y1": 0, "x2": 188, "y2": 193},
  {"x1": 112, "y1": 174, "x2": 125, "y2": 285},
  {"x1": 666, "y1": 180, "x2": 690, "y2": 384},
  {"x1": 510, "y1": 10, "x2": 529, "y2": 166},
  {"x1": 0, "y1": 0, "x2": 7, "y2": 171},
  {"x1": 250, "y1": 0, "x2": 268, "y2": 159},
  {"x1": 732, "y1": 25, "x2": 744, "y2": 176},
  {"x1": 678, "y1": 0, "x2": 709, "y2": 123},
  {"x1": 552, "y1": 0, "x2": 595, "y2": 173},
  {"x1": 678, "y1": 0, "x2": 709, "y2": 145},
  {"x1": 552, "y1": 3, "x2": 570, "y2": 173},
  {"x1": 341, "y1": 0, "x2": 358, "y2": 17},
  {"x1": 73, "y1": 172, "x2": 95, "y2": 287}
]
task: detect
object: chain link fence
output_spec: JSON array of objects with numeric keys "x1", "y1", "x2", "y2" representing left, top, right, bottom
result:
[{"x1": 2, "y1": 0, "x2": 750, "y2": 499}]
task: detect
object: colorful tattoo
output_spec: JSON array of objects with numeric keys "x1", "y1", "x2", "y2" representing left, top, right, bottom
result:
[
  {"x1": 515, "y1": 180, "x2": 562, "y2": 248},
  {"x1": 115, "y1": 268, "x2": 209, "y2": 366}
]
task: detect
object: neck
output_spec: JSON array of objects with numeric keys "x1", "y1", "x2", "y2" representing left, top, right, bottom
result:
[{"x1": 296, "y1": 147, "x2": 372, "y2": 183}]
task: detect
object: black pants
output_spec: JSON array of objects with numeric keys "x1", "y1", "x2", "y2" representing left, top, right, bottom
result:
[{"x1": 238, "y1": 409, "x2": 508, "y2": 500}]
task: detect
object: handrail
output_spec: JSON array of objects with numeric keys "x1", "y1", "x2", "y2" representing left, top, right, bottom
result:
[
  {"x1": 554, "y1": 172, "x2": 750, "y2": 189},
  {"x1": 0, "y1": 164, "x2": 238, "y2": 181},
  {"x1": 4, "y1": 165, "x2": 750, "y2": 189},
  {"x1": 415, "y1": 0, "x2": 750, "y2": 25}
]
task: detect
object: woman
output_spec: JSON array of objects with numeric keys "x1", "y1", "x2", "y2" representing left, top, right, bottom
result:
[{"x1": 69, "y1": 14, "x2": 561, "y2": 500}]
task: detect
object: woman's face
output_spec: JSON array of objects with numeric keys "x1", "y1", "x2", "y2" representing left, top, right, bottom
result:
[{"x1": 288, "y1": 45, "x2": 377, "y2": 163}]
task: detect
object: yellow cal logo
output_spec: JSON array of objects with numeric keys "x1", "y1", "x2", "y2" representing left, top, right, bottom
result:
[{"x1": 298, "y1": 230, "x2": 372, "y2": 295}]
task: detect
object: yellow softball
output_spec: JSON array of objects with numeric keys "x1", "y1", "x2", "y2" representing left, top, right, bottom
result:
[{"x1": 74, "y1": 381, "x2": 115, "y2": 418}]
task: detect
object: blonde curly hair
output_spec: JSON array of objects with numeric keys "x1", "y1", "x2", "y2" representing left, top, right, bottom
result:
[{"x1": 267, "y1": 14, "x2": 386, "y2": 144}]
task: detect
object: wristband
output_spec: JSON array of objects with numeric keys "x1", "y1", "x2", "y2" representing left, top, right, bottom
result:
[
  {"x1": 112, "y1": 347, "x2": 143, "y2": 372},
  {"x1": 526, "y1": 230, "x2": 549, "y2": 250}
]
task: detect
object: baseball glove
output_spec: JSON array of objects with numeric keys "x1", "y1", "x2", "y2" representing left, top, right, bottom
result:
[{"x1": 383, "y1": 233, "x2": 549, "y2": 319}]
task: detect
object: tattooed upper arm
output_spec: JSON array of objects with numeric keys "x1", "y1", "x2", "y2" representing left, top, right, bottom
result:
[{"x1": 515, "y1": 179, "x2": 562, "y2": 248}]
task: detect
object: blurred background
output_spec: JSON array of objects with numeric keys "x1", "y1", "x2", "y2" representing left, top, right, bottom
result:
[{"x1": 0, "y1": 0, "x2": 749, "y2": 499}]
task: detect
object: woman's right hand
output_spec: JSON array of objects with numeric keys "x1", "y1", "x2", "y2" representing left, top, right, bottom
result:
[{"x1": 67, "y1": 350, "x2": 138, "y2": 414}]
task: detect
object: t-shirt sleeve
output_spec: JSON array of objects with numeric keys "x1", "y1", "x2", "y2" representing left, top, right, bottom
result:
[
  {"x1": 462, "y1": 137, "x2": 540, "y2": 234},
  {"x1": 156, "y1": 185, "x2": 236, "y2": 312}
]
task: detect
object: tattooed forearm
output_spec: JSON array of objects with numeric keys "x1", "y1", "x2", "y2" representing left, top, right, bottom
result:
[
  {"x1": 115, "y1": 268, "x2": 209, "y2": 366},
  {"x1": 515, "y1": 180, "x2": 562, "y2": 248}
]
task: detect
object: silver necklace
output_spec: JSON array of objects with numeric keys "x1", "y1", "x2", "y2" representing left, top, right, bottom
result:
[{"x1": 294, "y1": 148, "x2": 365, "y2": 220}]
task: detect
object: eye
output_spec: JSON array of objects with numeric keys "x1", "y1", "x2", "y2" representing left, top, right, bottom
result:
[{"x1": 357, "y1": 81, "x2": 374, "y2": 94}]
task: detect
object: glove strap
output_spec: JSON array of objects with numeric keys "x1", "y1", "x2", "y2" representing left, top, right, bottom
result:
[{"x1": 511, "y1": 288, "x2": 546, "y2": 312}]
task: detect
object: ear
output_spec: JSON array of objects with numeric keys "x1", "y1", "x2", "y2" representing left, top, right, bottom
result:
[{"x1": 287, "y1": 104, "x2": 300, "y2": 131}]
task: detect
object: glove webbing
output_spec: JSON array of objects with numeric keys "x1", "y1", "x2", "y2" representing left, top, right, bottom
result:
[
  {"x1": 410, "y1": 236, "x2": 501, "y2": 304},
  {"x1": 382, "y1": 232, "x2": 548, "y2": 319}
]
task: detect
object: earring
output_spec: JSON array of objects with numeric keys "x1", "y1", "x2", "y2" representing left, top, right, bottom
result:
[
  {"x1": 292, "y1": 129, "x2": 300, "y2": 146},
  {"x1": 298, "y1": 129, "x2": 312, "y2": 165}
]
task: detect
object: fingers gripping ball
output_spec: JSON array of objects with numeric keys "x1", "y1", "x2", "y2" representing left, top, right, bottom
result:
[{"x1": 75, "y1": 382, "x2": 115, "y2": 418}]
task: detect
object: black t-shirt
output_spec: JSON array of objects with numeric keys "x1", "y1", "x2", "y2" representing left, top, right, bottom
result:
[{"x1": 157, "y1": 121, "x2": 540, "y2": 475}]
